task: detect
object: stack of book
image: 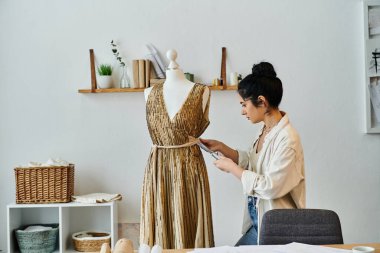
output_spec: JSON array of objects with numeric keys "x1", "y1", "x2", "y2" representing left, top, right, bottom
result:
[{"x1": 133, "y1": 59, "x2": 160, "y2": 88}]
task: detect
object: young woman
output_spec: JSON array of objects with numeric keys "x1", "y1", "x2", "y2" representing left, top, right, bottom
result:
[{"x1": 201, "y1": 62, "x2": 306, "y2": 245}]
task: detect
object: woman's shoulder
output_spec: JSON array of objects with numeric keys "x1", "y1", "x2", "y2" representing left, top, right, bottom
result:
[{"x1": 275, "y1": 122, "x2": 302, "y2": 150}]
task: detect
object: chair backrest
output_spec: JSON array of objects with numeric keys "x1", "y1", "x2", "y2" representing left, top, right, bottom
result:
[{"x1": 259, "y1": 209, "x2": 343, "y2": 245}]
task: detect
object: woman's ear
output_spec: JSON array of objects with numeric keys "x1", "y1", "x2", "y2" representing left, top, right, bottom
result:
[{"x1": 257, "y1": 95, "x2": 267, "y2": 107}]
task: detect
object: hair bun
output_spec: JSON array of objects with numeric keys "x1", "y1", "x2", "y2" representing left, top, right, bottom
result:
[{"x1": 252, "y1": 62, "x2": 277, "y2": 78}]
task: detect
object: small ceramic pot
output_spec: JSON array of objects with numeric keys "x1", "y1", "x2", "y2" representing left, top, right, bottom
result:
[{"x1": 97, "y1": 75, "x2": 113, "y2": 89}]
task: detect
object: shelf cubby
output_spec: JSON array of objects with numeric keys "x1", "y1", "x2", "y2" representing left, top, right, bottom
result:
[{"x1": 7, "y1": 202, "x2": 118, "y2": 253}]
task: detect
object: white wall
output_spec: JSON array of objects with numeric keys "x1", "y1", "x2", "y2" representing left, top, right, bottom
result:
[{"x1": 1, "y1": 0, "x2": 379, "y2": 250}]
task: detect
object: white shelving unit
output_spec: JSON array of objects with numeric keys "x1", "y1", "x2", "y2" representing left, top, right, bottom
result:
[
  {"x1": 364, "y1": 0, "x2": 380, "y2": 133},
  {"x1": 7, "y1": 202, "x2": 118, "y2": 253}
]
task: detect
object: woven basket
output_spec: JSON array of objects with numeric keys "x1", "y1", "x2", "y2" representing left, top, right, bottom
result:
[
  {"x1": 14, "y1": 164, "x2": 74, "y2": 204},
  {"x1": 72, "y1": 231, "x2": 111, "y2": 252},
  {"x1": 15, "y1": 224, "x2": 59, "y2": 253}
]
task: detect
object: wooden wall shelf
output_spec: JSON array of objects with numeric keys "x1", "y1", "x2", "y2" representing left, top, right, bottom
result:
[
  {"x1": 78, "y1": 88, "x2": 145, "y2": 93},
  {"x1": 210, "y1": 85, "x2": 237, "y2": 91},
  {"x1": 78, "y1": 85, "x2": 237, "y2": 93},
  {"x1": 80, "y1": 49, "x2": 237, "y2": 94}
]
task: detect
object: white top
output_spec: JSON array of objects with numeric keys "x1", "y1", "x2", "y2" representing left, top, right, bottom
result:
[
  {"x1": 237, "y1": 112, "x2": 306, "y2": 242},
  {"x1": 251, "y1": 140, "x2": 261, "y2": 171}
]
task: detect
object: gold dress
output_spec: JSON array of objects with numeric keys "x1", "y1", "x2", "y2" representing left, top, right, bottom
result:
[{"x1": 140, "y1": 83, "x2": 214, "y2": 249}]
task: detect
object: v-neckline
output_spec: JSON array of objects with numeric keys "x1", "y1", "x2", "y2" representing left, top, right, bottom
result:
[{"x1": 161, "y1": 84, "x2": 197, "y2": 123}]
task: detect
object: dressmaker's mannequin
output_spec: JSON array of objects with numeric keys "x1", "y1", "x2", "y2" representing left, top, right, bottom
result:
[
  {"x1": 141, "y1": 49, "x2": 215, "y2": 249},
  {"x1": 144, "y1": 49, "x2": 209, "y2": 119}
]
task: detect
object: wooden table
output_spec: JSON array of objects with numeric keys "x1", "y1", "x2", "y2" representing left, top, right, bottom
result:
[
  {"x1": 100, "y1": 243, "x2": 380, "y2": 253},
  {"x1": 328, "y1": 243, "x2": 380, "y2": 252},
  {"x1": 161, "y1": 243, "x2": 380, "y2": 253}
]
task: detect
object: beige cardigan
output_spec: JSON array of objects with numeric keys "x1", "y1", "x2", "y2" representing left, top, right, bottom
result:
[{"x1": 237, "y1": 112, "x2": 306, "y2": 241}]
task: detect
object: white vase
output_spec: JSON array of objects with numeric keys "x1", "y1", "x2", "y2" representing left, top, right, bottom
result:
[
  {"x1": 97, "y1": 75, "x2": 113, "y2": 89},
  {"x1": 119, "y1": 65, "x2": 130, "y2": 88}
]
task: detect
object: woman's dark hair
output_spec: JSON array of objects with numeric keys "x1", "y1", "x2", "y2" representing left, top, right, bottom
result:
[{"x1": 238, "y1": 62, "x2": 283, "y2": 109}]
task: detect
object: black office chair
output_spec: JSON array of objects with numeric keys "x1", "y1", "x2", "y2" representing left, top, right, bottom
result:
[{"x1": 259, "y1": 209, "x2": 343, "y2": 245}]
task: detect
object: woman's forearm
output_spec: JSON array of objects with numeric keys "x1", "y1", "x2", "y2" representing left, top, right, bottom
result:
[{"x1": 230, "y1": 164, "x2": 244, "y2": 179}]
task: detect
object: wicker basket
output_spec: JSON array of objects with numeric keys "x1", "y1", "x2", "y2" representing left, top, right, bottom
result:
[
  {"x1": 72, "y1": 231, "x2": 111, "y2": 252},
  {"x1": 14, "y1": 164, "x2": 74, "y2": 204},
  {"x1": 15, "y1": 224, "x2": 59, "y2": 253}
]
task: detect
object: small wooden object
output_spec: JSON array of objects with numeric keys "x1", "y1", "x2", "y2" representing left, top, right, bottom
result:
[
  {"x1": 100, "y1": 243, "x2": 111, "y2": 253},
  {"x1": 89, "y1": 49, "x2": 97, "y2": 91},
  {"x1": 113, "y1": 238, "x2": 134, "y2": 253},
  {"x1": 220, "y1": 47, "x2": 227, "y2": 89}
]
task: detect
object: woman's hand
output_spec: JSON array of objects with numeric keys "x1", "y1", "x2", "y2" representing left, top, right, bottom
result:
[
  {"x1": 200, "y1": 138, "x2": 239, "y2": 163},
  {"x1": 199, "y1": 138, "x2": 223, "y2": 152},
  {"x1": 213, "y1": 156, "x2": 244, "y2": 179}
]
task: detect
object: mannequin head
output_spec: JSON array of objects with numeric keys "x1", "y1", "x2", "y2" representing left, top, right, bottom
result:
[
  {"x1": 167, "y1": 49, "x2": 179, "y2": 70},
  {"x1": 165, "y1": 49, "x2": 188, "y2": 83}
]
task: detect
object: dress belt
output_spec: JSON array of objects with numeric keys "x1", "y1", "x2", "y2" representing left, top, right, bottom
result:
[{"x1": 150, "y1": 136, "x2": 199, "y2": 167}]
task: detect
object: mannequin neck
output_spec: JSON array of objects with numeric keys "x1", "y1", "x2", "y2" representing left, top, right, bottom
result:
[{"x1": 165, "y1": 69, "x2": 187, "y2": 86}]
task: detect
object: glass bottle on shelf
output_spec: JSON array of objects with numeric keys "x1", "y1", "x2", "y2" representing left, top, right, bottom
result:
[{"x1": 119, "y1": 64, "x2": 130, "y2": 88}]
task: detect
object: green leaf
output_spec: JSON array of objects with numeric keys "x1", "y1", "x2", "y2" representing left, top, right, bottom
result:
[{"x1": 97, "y1": 64, "x2": 113, "y2": 75}]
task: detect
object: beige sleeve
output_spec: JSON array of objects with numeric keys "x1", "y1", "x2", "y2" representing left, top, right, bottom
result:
[
  {"x1": 244, "y1": 147, "x2": 303, "y2": 200},
  {"x1": 241, "y1": 170, "x2": 259, "y2": 195},
  {"x1": 237, "y1": 149, "x2": 250, "y2": 170}
]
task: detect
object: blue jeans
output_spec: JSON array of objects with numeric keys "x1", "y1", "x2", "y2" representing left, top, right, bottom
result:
[{"x1": 235, "y1": 196, "x2": 258, "y2": 246}]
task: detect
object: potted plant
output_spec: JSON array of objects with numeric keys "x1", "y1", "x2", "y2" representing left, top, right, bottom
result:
[{"x1": 97, "y1": 64, "x2": 113, "y2": 89}]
